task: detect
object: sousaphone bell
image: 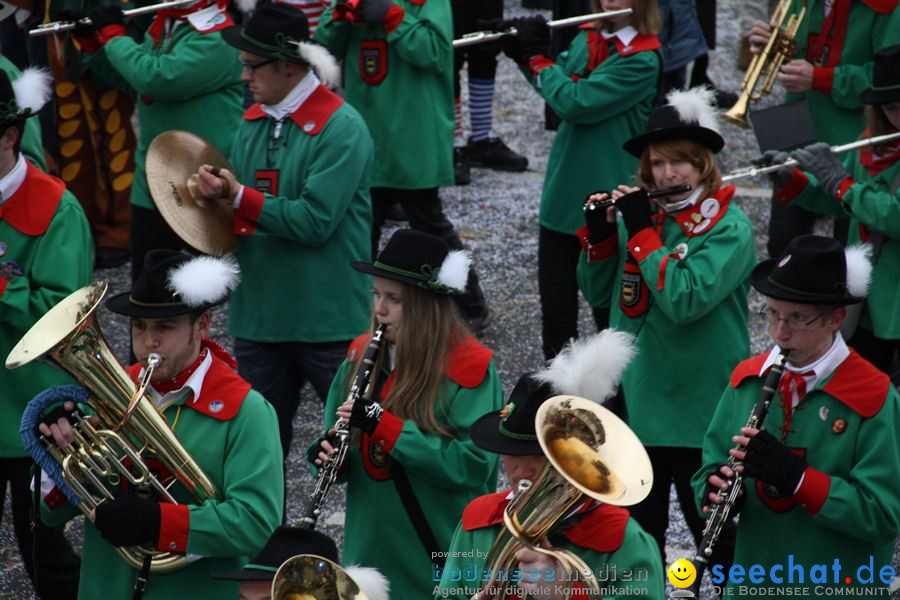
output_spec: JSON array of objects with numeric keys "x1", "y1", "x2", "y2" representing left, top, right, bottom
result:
[{"x1": 272, "y1": 555, "x2": 370, "y2": 600}]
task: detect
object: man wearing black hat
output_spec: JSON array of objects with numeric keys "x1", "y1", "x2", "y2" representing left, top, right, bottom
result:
[
  {"x1": 194, "y1": 3, "x2": 373, "y2": 462},
  {"x1": 0, "y1": 67, "x2": 90, "y2": 599},
  {"x1": 694, "y1": 235, "x2": 900, "y2": 597},
  {"x1": 38, "y1": 250, "x2": 283, "y2": 600}
]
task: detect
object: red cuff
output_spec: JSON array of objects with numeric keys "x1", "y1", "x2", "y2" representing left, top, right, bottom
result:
[
  {"x1": 332, "y1": 5, "x2": 358, "y2": 22},
  {"x1": 627, "y1": 227, "x2": 664, "y2": 262},
  {"x1": 98, "y1": 24, "x2": 126, "y2": 45},
  {"x1": 774, "y1": 168, "x2": 810, "y2": 203},
  {"x1": 794, "y1": 466, "x2": 830, "y2": 515},
  {"x1": 0, "y1": 276, "x2": 7, "y2": 297},
  {"x1": 44, "y1": 486, "x2": 68, "y2": 510},
  {"x1": 76, "y1": 34, "x2": 102, "y2": 53},
  {"x1": 384, "y1": 4, "x2": 405, "y2": 33},
  {"x1": 234, "y1": 186, "x2": 264, "y2": 235},
  {"x1": 157, "y1": 503, "x2": 190, "y2": 553},
  {"x1": 528, "y1": 55, "x2": 555, "y2": 76},
  {"x1": 371, "y1": 409, "x2": 403, "y2": 453},
  {"x1": 812, "y1": 67, "x2": 834, "y2": 94},
  {"x1": 835, "y1": 176, "x2": 855, "y2": 201},
  {"x1": 576, "y1": 225, "x2": 620, "y2": 262}
]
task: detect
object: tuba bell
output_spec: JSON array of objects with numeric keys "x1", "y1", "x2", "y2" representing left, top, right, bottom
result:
[
  {"x1": 480, "y1": 395, "x2": 653, "y2": 599},
  {"x1": 723, "y1": 0, "x2": 807, "y2": 128},
  {"x1": 7, "y1": 282, "x2": 217, "y2": 573},
  {"x1": 272, "y1": 555, "x2": 371, "y2": 600}
]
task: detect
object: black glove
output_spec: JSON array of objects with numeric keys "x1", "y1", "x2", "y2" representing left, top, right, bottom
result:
[
  {"x1": 94, "y1": 491, "x2": 161, "y2": 547},
  {"x1": 742, "y1": 429, "x2": 807, "y2": 496},
  {"x1": 306, "y1": 429, "x2": 339, "y2": 466},
  {"x1": 516, "y1": 16, "x2": 550, "y2": 61},
  {"x1": 348, "y1": 399, "x2": 384, "y2": 435},
  {"x1": 475, "y1": 18, "x2": 523, "y2": 64},
  {"x1": 702, "y1": 463, "x2": 747, "y2": 514},
  {"x1": 757, "y1": 150, "x2": 793, "y2": 191},
  {"x1": 357, "y1": 0, "x2": 394, "y2": 24},
  {"x1": 87, "y1": 5, "x2": 125, "y2": 30},
  {"x1": 792, "y1": 142, "x2": 850, "y2": 198},
  {"x1": 584, "y1": 192, "x2": 616, "y2": 243},
  {"x1": 34, "y1": 403, "x2": 83, "y2": 440},
  {"x1": 613, "y1": 189, "x2": 653, "y2": 240},
  {"x1": 57, "y1": 10, "x2": 94, "y2": 38}
]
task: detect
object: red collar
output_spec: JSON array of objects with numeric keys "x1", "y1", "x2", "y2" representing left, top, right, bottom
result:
[
  {"x1": 730, "y1": 349, "x2": 888, "y2": 417},
  {"x1": 148, "y1": 0, "x2": 230, "y2": 43},
  {"x1": 858, "y1": 127, "x2": 900, "y2": 176},
  {"x1": 860, "y1": 0, "x2": 897, "y2": 12},
  {"x1": 152, "y1": 348, "x2": 208, "y2": 394},
  {"x1": 243, "y1": 84, "x2": 344, "y2": 135},
  {"x1": 668, "y1": 185, "x2": 735, "y2": 237},
  {"x1": 0, "y1": 161, "x2": 65, "y2": 235}
]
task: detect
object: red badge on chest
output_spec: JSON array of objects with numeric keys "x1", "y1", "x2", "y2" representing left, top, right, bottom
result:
[
  {"x1": 619, "y1": 255, "x2": 649, "y2": 317},
  {"x1": 255, "y1": 170, "x2": 279, "y2": 196},
  {"x1": 360, "y1": 39, "x2": 388, "y2": 85}
]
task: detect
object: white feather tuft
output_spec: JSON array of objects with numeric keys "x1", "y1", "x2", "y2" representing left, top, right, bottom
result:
[
  {"x1": 844, "y1": 243, "x2": 872, "y2": 298},
  {"x1": 233, "y1": 0, "x2": 256, "y2": 13},
  {"x1": 346, "y1": 565, "x2": 390, "y2": 600},
  {"x1": 666, "y1": 86, "x2": 721, "y2": 133},
  {"x1": 166, "y1": 255, "x2": 240, "y2": 308},
  {"x1": 297, "y1": 41, "x2": 341, "y2": 89},
  {"x1": 534, "y1": 329, "x2": 637, "y2": 404},
  {"x1": 436, "y1": 250, "x2": 471, "y2": 293},
  {"x1": 11, "y1": 68, "x2": 52, "y2": 115}
]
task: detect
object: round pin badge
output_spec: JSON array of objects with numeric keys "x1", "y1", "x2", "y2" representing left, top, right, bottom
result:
[
  {"x1": 675, "y1": 243, "x2": 689, "y2": 259},
  {"x1": 699, "y1": 198, "x2": 720, "y2": 219},
  {"x1": 818, "y1": 406, "x2": 829, "y2": 421},
  {"x1": 777, "y1": 254, "x2": 792, "y2": 268},
  {"x1": 831, "y1": 418, "x2": 847, "y2": 434},
  {"x1": 0, "y1": 241, "x2": 7, "y2": 257},
  {"x1": 303, "y1": 121, "x2": 316, "y2": 132},
  {"x1": 209, "y1": 400, "x2": 224, "y2": 414}
]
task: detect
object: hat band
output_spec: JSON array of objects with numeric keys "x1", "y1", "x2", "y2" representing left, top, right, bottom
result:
[
  {"x1": 765, "y1": 275, "x2": 846, "y2": 300},
  {"x1": 498, "y1": 421, "x2": 538, "y2": 442},
  {"x1": 0, "y1": 99, "x2": 24, "y2": 122},
  {"x1": 128, "y1": 296, "x2": 188, "y2": 308},
  {"x1": 870, "y1": 82, "x2": 900, "y2": 92},
  {"x1": 242, "y1": 563, "x2": 278, "y2": 573},
  {"x1": 240, "y1": 30, "x2": 299, "y2": 60}
]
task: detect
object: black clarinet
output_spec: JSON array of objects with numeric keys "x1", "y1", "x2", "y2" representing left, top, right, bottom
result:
[
  {"x1": 687, "y1": 349, "x2": 790, "y2": 597},
  {"x1": 582, "y1": 184, "x2": 693, "y2": 213},
  {"x1": 300, "y1": 325, "x2": 387, "y2": 529}
]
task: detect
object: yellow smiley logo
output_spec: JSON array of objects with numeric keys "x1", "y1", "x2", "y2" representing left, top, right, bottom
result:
[{"x1": 667, "y1": 558, "x2": 697, "y2": 588}]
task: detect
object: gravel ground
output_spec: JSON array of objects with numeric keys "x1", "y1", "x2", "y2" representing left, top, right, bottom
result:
[{"x1": 2, "y1": 0, "x2": 898, "y2": 597}]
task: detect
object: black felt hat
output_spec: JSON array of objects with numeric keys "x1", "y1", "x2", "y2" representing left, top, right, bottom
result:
[
  {"x1": 0, "y1": 68, "x2": 43, "y2": 128},
  {"x1": 351, "y1": 229, "x2": 470, "y2": 295},
  {"x1": 860, "y1": 45, "x2": 900, "y2": 105},
  {"x1": 211, "y1": 527, "x2": 339, "y2": 582},
  {"x1": 470, "y1": 373, "x2": 554, "y2": 456},
  {"x1": 106, "y1": 250, "x2": 239, "y2": 318},
  {"x1": 750, "y1": 235, "x2": 867, "y2": 305},
  {"x1": 624, "y1": 87, "x2": 725, "y2": 157},
  {"x1": 222, "y1": 3, "x2": 309, "y2": 61}
]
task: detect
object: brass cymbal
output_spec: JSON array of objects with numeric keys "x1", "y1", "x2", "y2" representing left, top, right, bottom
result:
[{"x1": 147, "y1": 130, "x2": 239, "y2": 255}]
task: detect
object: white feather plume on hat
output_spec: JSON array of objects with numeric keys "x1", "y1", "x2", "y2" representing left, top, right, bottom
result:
[
  {"x1": 436, "y1": 250, "x2": 471, "y2": 293},
  {"x1": 11, "y1": 67, "x2": 52, "y2": 115},
  {"x1": 346, "y1": 565, "x2": 390, "y2": 600},
  {"x1": 666, "y1": 86, "x2": 721, "y2": 134},
  {"x1": 845, "y1": 243, "x2": 873, "y2": 298},
  {"x1": 534, "y1": 329, "x2": 637, "y2": 404},
  {"x1": 167, "y1": 255, "x2": 240, "y2": 308},
  {"x1": 297, "y1": 41, "x2": 341, "y2": 89},
  {"x1": 233, "y1": 0, "x2": 256, "y2": 13}
]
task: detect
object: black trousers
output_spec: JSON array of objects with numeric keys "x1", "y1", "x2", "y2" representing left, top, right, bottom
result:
[
  {"x1": 849, "y1": 327, "x2": 900, "y2": 379},
  {"x1": 628, "y1": 446, "x2": 736, "y2": 574},
  {"x1": 371, "y1": 187, "x2": 488, "y2": 318},
  {"x1": 538, "y1": 227, "x2": 609, "y2": 359},
  {"x1": 0, "y1": 457, "x2": 80, "y2": 599},
  {"x1": 452, "y1": 0, "x2": 504, "y2": 97}
]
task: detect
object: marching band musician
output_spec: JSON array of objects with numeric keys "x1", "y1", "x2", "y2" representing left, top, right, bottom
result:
[
  {"x1": 766, "y1": 45, "x2": 900, "y2": 376},
  {"x1": 576, "y1": 87, "x2": 754, "y2": 572},
  {"x1": 748, "y1": 0, "x2": 900, "y2": 257},
  {"x1": 37, "y1": 250, "x2": 284, "y2": 600},
  {"x1": 694, "y1": 235, "x2": 900, "y2": 597},
  {"x1": 490, "y1": 0, "x2": 662, "y2": 359},
  {"x1": 0, "y1": 57, "x2": 48, "y2": 170},
  {"x1": 435, "y1": 333, "x2": 664, "y2": 600},
  {"x1": 65, "y1": 0, "x2": 244, "y2": 281},
  {"x1": 0, "y1": 67, "x2": 88, "y2": 600},
  {"x1": 311, "y1": 229, "x2": 503, "y2": 598},
  {"x1": 194, "y1": 3, "x2": 374, "y2": 461}
]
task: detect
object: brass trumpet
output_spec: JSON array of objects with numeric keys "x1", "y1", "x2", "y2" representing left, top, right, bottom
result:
[
  {"x1": 723, "y1": 0, "x2": 807, "y2": 128},
  {"x1": 453, "y1": 9, "x2": 633, "y2": 48}
]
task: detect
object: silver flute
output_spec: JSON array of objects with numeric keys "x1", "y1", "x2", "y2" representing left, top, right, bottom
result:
[
  {"x1": 453, "y1": 8, "x2": 633, "y2": 48},
  {"x1": 29, "y1": 0, "x2": 197, "y2": 37}
]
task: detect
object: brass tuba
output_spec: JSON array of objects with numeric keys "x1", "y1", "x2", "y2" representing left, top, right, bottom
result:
[
  {"x1": 723, "y1": 0, "x2": 807, "y2": 128},
  {"x1": 480, "y1": 395, "x2": 653, "y2": 599},
  {"x1": 272, "y1": 555, "x2": 370, "y2": 600},
  {"x1": 6, "y1": 282, "x2": 217, "y2": 573}
]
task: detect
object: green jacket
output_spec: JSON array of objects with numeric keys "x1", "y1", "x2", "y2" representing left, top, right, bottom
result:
[
  {"x1": 523, "y1": 29, "x2": 660, "y2": 235},
  {"x1": 0, "y1": 56, "x2": 48, "y2": 171},
  {"x1": 434, "y1": 491, "x2": 664, "y2": 600},
  {"x1": 84, "y1": 23, "x2": 243, "y2": 209},
  {"x1": 577, "y1": 187, "x2": 755, "y2": 447},
  {"x1": 315, "y1": 0, "x2": 454, "y2": 189},
  {"x1": 782, "y1": 0, "x2": 900, "y2": 145},
  {"x1": 692, "y1": 348, "x2": 900, "y2": 598},
  {"x1": 0, "y1": 161, "x2": 93, "y2": 457},
  {"x1": 779, "y1": 145, "x2": 900, "y2": 338},
  {"x1": 228, "y1": 82, "x2": 373, "y2": 343},
  {"x1": 42, "y1": 351, "x2": 285, "y2": 600},
  {"x1": 313, "y1": 333, "x2": 503, "y2": 599}
]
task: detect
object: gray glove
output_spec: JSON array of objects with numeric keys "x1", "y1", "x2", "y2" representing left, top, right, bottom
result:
[
  {"x1": 759, "y1": 150, "x2": 793, "y2": 191},
  {"x1": 792, "y1": 142, "x2": 850, "y2": 198},
  {"x1": 357, "y1": 0, "x2": 394, "y2": 23}
]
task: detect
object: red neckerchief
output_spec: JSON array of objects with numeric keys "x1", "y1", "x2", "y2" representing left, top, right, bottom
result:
[
  {"x1": 858, "y1": 127, "x2": 900, "y2": 176},
  {"x1": 586, "y1": 31, "x2": 612, "y2": 73},
  {"x1": 779, "y1": 370, "x2": 814, "y2": 441},
  {"x1": 806, "y1": 0, "x2": 851, "y2": 68},
  {"x1": 151, "y1": 348, "x2": 208, "y2": 395},
  {"x1": 147, "y1": 0, "x2": 224, "y2": 44}
]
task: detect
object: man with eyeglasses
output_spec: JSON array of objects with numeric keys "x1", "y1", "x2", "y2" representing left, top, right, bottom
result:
[
  {"x1": 193, "y1": 3, "x2": 374, "y2": 463},
  {"x1": 692, "y1": 235, "x2": 900, "y2": 597}
]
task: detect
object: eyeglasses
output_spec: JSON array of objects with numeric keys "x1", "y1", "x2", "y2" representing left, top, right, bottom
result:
[
  {"x1": 758, "y1": 306, "x2": 824, "y2": 331},
  {"x1": 241, "y1": 58, "x2": 277, "y2": 73}
]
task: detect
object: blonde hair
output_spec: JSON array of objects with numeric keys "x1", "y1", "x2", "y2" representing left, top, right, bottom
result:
[
  {"x1": 636, "y1": 139, "x2": 721, "y2": 194},
  {"x1": 590, "y1": 0, "x2": 661, "y2": 36}
]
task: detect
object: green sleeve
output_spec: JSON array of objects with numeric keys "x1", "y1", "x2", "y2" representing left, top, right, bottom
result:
[
  {"x1": 82, "y1": 50, "x2": 137, "y2": 95},
  {"x1": 435, "y1": 522, "x2": 483, "y2": 600},
  {"x1": 313, "y1": 3, "x2": 353, "y2": 57},
  {"x1": 0, "y1": 196, "x2": 93, "y2": 332},
  {"x1": 839, "y1": 168, "x2": 900, "y2": 239},
  {"x1": 185, "y1": 391, "x2": 284, "y2": 556},
  {"x1": 788, "y1": 170, "x2": 845, "y2": 219},
  {"x1": 635, "y1": 218, "x2": 755, "y2": 324},
  {"x1": 692, "y1": 385, "x2": 743, "y2": 515},
  {"x1": 828, "y1": 11, "x2": 900, "y2": 111},
  {"x1": 385, "y1": 2, "x2": 452, "y2": 74},
  {"x1": 809, "y1": 388, "x2": 900, "y2": 544},
  {"x1": 603, "y1": 520, "x2": 666, "y2": 600},
  {"x1": 576, "y1": 246, "x2": 618, "y2": 309},
  {"x1": 101, "y1": 30, "x2": 241, "y2": 101},
  {"x1": 531, "y1": 52, "x2": 659, "y2": 125},
  {"x1": 385, "y1": 364, "x2": 503, "y2": 489},
  {"x1": 253, "y1": 113, "x2": 373, "y2": 244}
]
